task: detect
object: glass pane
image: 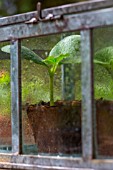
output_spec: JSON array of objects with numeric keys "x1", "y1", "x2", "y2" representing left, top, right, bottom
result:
[
  {"x1": 93, "y1": 26, "x2": 113, "y2": 158},
  {"x1": 0, "y1": 41, "x2": 11, "y2": 153},
  {"x1": 21, "y1": 32, "x2": 82, "y2": 156}
]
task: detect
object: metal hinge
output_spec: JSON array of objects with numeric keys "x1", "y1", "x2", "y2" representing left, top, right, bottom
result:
[{"x1": 25, "y1": 2, "x2": 63, "y2": 24}]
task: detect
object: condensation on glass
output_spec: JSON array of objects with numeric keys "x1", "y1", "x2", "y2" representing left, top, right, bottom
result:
[
  {"x1": 21, "y1": 32, "x2": 82, "y2": 155},
  {"x1": 0, "y1": 0, "x2": 113, "y2": 169},
  {"x1": 0, "y1": 41, "x2": 11, "y2": 154},
  {"x1": 93, "y1": 26, "x2": 113, "y2": 158}
]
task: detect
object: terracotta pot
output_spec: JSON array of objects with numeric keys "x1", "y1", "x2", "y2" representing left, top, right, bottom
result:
[
  {"x1": 27, "y1": 100, "x2": 81, "y2": 154},
  {"x1": 27, "y1": 99, "x2": 113, "y2": 156},
  {"x1": 96, "y1": 100, "x2": 113, "y2": 156}
]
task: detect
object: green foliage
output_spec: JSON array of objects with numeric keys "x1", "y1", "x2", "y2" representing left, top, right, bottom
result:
[
  {"x1": 49, "y1": 35, "x2": 81, "y2": 64},
  {"x1": 0, "y1": 71, "x2": 10, "y2": 86},
  {"x1": 43, "y1": 54, "x2": 68, "y2": 74},
  {"x1": 94, "y1": 46, "x2": 113, "y2": 63},
  {"x1": 1, "y1": 45, "x2": 45, "y2": 66},
  {"x1": 0, "y1": 71, "x2": 11, "y2": 115},
  {"x1": 0, "y1": 87, "x2": 11, "y2": 115},
  {"x1": 2, "y1": 34, "x2": 113, "y2": 110},
  {"x1": 1, "y1": 44, "x2": 69, "y2": 106},
  {"x1": 22, "y1": 80, "x2": 50, "y2": 104},
  {"x1": 94, "y1": 64, "x2": 113, "y2": 100},
  {"x1": 42, "y1": 54, "x2": 68, "y2": 106},
  {"x1": 94, "y1": 46, "x2": 113, "y2": 79}
]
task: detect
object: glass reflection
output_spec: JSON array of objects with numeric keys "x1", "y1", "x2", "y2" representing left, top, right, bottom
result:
[
  {"x1": 93, "y1": 26, "x2": 113, "y2": 158},
  {"x1": 21, "y1": 33, "x2": 82, "y2": 156},
  {"x1": 0, "y1": 41, "x2": 11, "y2": 153}
]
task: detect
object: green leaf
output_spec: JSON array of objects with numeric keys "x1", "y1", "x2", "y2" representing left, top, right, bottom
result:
[
  {"x1": 94, "y1": 46, "x2": 113, "y2": 63},
  {"x1": 55, "y1": 53, "x2": 69, "y2": 64},
  {"x1": 52, "y1": 54, "x2": 69, "y2": 74},
  {"x1": 94, "y1": 46, "x2": 113, "y2": 79},
  {"x1": 43, "y1": 56, "x2": 56, "y2": 65},
  {"x1": 43, "y1": 54, "x2": 69, "y2": 74},
  {"x1": 49, "y1": 35, "x2": 81, "y2": 64},
  {"x1": 43, "y1": 54, "x2": 69, "y2": 66},
  {"x1": 1, "y1": 45, "x2": 46, "y2": 66},
  {"x1": 93, "y1": 59, "x2": 108, "y2": 66}
]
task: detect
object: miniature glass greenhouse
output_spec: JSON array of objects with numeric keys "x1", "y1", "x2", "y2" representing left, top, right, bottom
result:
[{"x1": 0, "y1": 0, "x2": 113, "y2": 169}]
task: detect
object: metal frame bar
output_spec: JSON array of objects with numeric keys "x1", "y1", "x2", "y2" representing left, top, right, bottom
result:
[
  {"x1": 81, "y1": 29, "x2": 94, "y2": 160},
  {"x1": 42, "y1": 0, "x2": 113, "y2": 18},
  {"x1": 0, "y1": 0, "x2": 113, "y2": 27},
  {"x1": 0, "y1": 154, "x2": 113, "y2": 170},
  {"x1": 10, "y1": 39, "x2": 22, "y2": 154},
  {"x1": 0, "y1": 7, "x2": 113, "y2": 42}
]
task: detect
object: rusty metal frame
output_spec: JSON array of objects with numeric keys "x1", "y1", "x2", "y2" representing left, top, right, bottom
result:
[
  {"x1": 0, "y1": 0, "x2": 113, "y2": 169},
  {"x1": 0, "y1": 0, "x2": 113, "y2": 27},
  {"x1": 0, "y1": 7, "x2": 113, "y2": 42},
  {"x1": 81, "y1": 29, "x2": 94, "y2": 160},
  {"x1": 10, "y1": 39, "x2": 22, "y2": 154}
]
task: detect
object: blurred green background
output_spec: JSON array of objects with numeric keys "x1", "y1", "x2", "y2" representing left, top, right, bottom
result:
[{"x1": 0, "y1": 0, "x2": 88, "y2": 16}]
